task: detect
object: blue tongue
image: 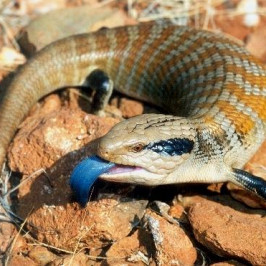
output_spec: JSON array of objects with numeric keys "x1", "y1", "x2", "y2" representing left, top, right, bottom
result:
[{"x1": 70, "y1": 156, "x2": 115, "y2": 206}]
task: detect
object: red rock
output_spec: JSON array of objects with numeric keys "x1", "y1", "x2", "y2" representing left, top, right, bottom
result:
[
  {"x1": 207, "y1": 183, "x2": 224, "y2": 193},
  {"x1": 0, "y1": 216, "x2": 17, "y2": 254},
  {"x1": 214, "y1": 15, "x2": 250, "y2": 42},
  {"x1": 49, "y1": 252, "x2": 88, "y2": 266},
  {"x1": 245, "y1": 139, "x2": 266, "y2": 181},
  {"x1": 7, "y1": 97, "x2": 121, "y2": 218},
  {"x1": 28, "y1": 94, "x2": 62, "y2": 116},
  {"x1": 111, "y1": 97, "x2": 144, "y2": 118},
  {"x1": 106, "y1": 228, "x2": 154, "y2": 265},
  {"x1": 8, "y1": 104, "x2": 119, "y2": 174},
  {"x1": 168, "y1": 202, "x2": 188, "y2": 223},
  {"x1": 246, "y1": 26, "x2": 266, "y2": 63},
  {"x1": 24, "y1": 199, "x2": 147, "y2": 251},
  {"x1": 7, "y1": 254, "x2": 37, "y2": 266},
  {"x1": 28, "y1": 246, "x2": 57, "y2": 265},
  {"x1": 144, "y1": 209, "x2": 197, "y2": 266},
  {"x1": 227, "y1": 182, "x2": 266, "y2": 209},
  {"x1": 225, "y1": 142, "x2": 266, "y2": 208},
  {"x1": 188, "y1": 197, "x2": 266, "y2": 265},
  {"x1": 211, "y1": 260, "x2": 246, "y2": 266}
]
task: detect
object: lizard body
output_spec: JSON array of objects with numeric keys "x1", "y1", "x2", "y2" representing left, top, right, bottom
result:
[{"x1": 1, "y1": 20, "x2": 266, "y2": 198}]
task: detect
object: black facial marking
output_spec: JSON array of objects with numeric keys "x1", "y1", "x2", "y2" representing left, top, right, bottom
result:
[{"x1": 146, "y1": 138, "x2": 194, "y2": 156}]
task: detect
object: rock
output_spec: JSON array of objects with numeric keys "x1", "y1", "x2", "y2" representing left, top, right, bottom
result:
[
  {"x1": 10, "y1": 106, "x2": 120, "y2": 217},
  {"x1": 0, "y1": 213, "x2": 17, "y2": 254},
  {"x1": 7, "y1": 254, "x2": 37, "y2": 266},
  {"x1": 168, "y1": 201, "x2": 188, "y2": 224},
  {"x1": 211, "y1": 260, "x2": 246, "y2": 266},
  {"x1": 225, "y1": 140, "x2": 266, "y2": 208},
  {"x1": 207, "y1": 183, "x2": 224, "y2": 194},
  {"x1": 188, "y1": 196, "x2": 266, "y2": 265},
  {"x1": 111, "y1": 97, "x2": 144, "y2": 118},
  {"x1": 246, "y1": 26, "x2": 266, "y2": 63},
  {"x1": 0, "y1": 46, "x2": 26, "y2": 72},
  {"x1": 22, "y1": 0, "x2": 66, "y2": 15},
  {"x1": 213, "y1": 14, "x2": 250, "y2": 42},
  {"x1": 106, "y1": 228, "x2": 155, "y2": 265},
  {"x1": 18, "y1": 6, "x2": 132, "y2": 56},
  {"x1": 24, "y1": 198, "x2": 147, "y2": 250},
  {"x1": 227, "y1": 182, "x2": 266, "y2": 209},
  {"x1": 246, "y1": 140, "x2": 266, "y2": 176},
  {"x1": 49, "y1": 252, "x2": 89, "y2": 266},
  {"x1": 8, "y1": 99, "x2": 120, "y2": 174},
  {"x1": 28, "y1": 246, "x2": 57, "y2": 265},
  {"x1": 6, "y1": 236, "x2": 31, "y2": 265},
  {"x1": 144, "y1": 209, "x2": 197, "y2": 266}
]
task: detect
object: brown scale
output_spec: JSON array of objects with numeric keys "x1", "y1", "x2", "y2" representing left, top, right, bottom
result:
[{"x1": 130, "y1": 26, "x2": 177, "y2": 86}]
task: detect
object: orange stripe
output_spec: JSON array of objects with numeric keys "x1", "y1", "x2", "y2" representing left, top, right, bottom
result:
[
  {"x1": 154, "y1": 31, "x2": 202, "y2": 84},
  {"x1": 225, "y1": 82, "x2": 266, "y2": 121},
  {"x1": 216, "y1": 100, "x2": 255, "y2": 135},
  {"x1": 219, "y1": 48, "x2": 263, "y2": 68},
  {"x1": 226, "y1": 65, "x2": 266, "y2": 89},
  {"x1": 134, "y1": 26, "x2": 180, "y2": 83}
]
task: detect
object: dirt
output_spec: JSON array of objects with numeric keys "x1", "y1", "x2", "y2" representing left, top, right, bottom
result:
[{"x1": 1, "y1": 0, "x2": 266, "y2": 265}]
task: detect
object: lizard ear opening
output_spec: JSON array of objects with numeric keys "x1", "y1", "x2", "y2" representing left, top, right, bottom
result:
[{"x1": 232, "y1": 168, "x2": 266, "y2": 200}]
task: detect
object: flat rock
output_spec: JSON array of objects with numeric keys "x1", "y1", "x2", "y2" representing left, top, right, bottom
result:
[
  {"x1": 18, "y1": 6, "x2": 132, "y2": 56},
  {"x1": 0, "y1": 216, "x2": 17, "y2": 254},
  {"x1": 246, "y1": 25, "x2": 266, "y2": 63},
  {"x1": 8, "y1": 252, "x2": 37, "y2": 266},
  {"x1": 211, "y1": 260, "x2": 246, "y2": 266},
  {"x1": 106, "y1": 228, "x2": 155, "y2": 265},
  {"x1": 25, "y1": 198, "x2": 147, "y2": 251},
  {"x1": 8, "y1": 94, "x2": 120, "y2": 175},
  {"x1": 187, "y1": 196, "x2": 266, "y2": 265},
  {"x1": 28, "y1": 246, "x2": 57, "y2": 265},
  {"x1": 8, "y1": 92, "x2": 147, "y2": 251},
  {"x1": 144, "y1": 209, "x2": 197, "y2": 266},
  {"x1": 49, "y1": 252, "x2": 89, "y2": 266},
  {"x1": 168, "y1": 201, "x2": 188, "y2": 224},
  {"x1": 227, "y1": 182, "x2": 266, "y2": 209},
  {"x1": 111, "y1": 97, "x2": 144, "y2": 118}
]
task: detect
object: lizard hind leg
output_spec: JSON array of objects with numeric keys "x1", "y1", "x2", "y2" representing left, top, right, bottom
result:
[
  {"x1": 84, "y1": 69, "x2": 114, "y2": 116},
  {"x1": 232, "y1": 168, "x2": 266, "y2": 200}
]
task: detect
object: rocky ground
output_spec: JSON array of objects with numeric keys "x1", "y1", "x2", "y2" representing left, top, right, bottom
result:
[{"x1": 1, "y1": 1, "x2": 266, "y2": 265}]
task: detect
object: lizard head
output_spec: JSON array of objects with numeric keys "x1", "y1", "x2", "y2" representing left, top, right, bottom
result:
[
  {"x1": 71, "y1": 113, "x2": 266, "y2": 202},
  {"x1": 96, "y1": 114, "x2": 198, "y2": 185}
]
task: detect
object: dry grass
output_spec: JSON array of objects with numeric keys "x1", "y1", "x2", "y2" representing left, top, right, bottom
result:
[
  {"x1": 0, "y1": 0, "x2": 264, "y2": 264},
  {"x1": 128, "y1": 0, "x2": 226, "y2": 27},
  {"x1": 128, "y1": 0, "x2": 264, "y2": 29}
]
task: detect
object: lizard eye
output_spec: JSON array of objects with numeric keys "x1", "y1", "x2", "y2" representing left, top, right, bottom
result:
[{"x1": 130, "y1": 143, "x2": 145, "y2": 153}]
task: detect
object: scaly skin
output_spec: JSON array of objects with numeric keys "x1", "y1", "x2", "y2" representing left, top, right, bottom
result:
[{"x1": 1, "y1": 20, "x2": 266, "y2": 198}]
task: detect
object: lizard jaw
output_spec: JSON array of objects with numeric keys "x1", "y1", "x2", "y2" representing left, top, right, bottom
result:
[{"x1": 100, "y1": 164, "x2": 163, "y2": 185}]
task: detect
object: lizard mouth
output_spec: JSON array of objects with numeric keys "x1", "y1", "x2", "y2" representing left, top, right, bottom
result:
[
  {"x1": 69, "y1": 155, "x2": 162, "y2": 205},
  {"x1": 99, "y1": 162, "x2": 155, "y2": 185},
  {"x1": 104, "y1": 164, "x2": 143, "y2": 175}
]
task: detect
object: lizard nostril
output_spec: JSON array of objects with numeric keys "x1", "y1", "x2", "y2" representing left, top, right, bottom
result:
[
  {"x1": 97, "y1": 142, "x2": 109, "y2": 159},
  {"x1": 103, "y1": 150, "x2": 109, "y2": 158}
]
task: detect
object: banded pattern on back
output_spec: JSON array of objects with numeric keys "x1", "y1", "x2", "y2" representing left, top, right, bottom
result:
[{"x1": 0, "y1": 19, "x2": 266, "y2": 172}]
